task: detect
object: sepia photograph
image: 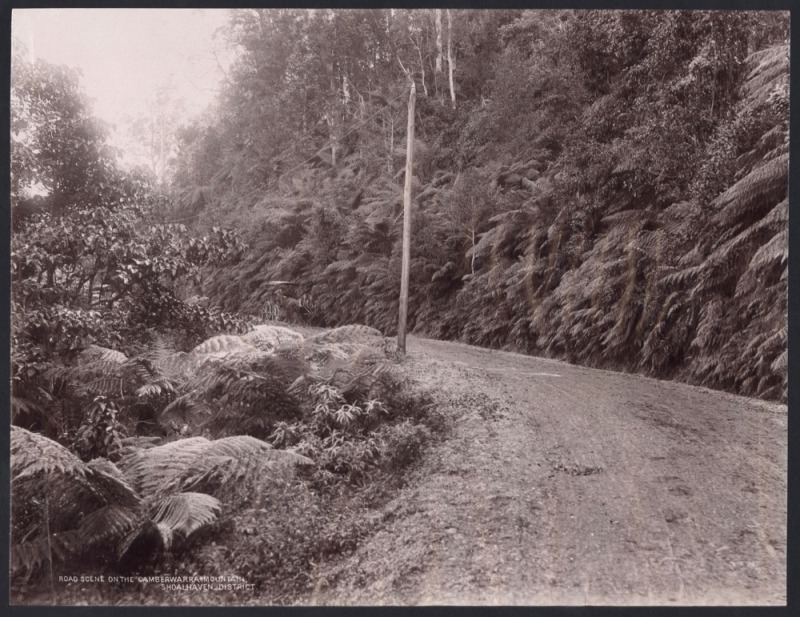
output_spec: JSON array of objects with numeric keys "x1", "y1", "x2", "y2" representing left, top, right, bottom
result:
[{"x1": 7, "y1": 5, "x2": 789, "y2": 607}]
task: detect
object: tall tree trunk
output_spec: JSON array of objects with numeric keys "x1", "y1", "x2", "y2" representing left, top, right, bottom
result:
[
  {"x1": 326, "y1": 113, "x2": 337, "y2": 167},
  {"x1": 413, "y1": 41, "x2": 428, "y2": 97},
  {"x1": 385, "y1": 113, "x2": 395, "y2": 175},
  {"x1": 434, "y1": 8, "x2": 443, "y2": 100},
  {"x1": 447, "y1": 9, "x2": 456, "y2": 108},
  {"x1": 434, "y1": 9, "x2": 444, "y2": 76}
]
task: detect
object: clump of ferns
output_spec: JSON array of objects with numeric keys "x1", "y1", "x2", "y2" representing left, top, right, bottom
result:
[
  {"x1": 270, "y1": 379, "x2": 389, "y2": 488},
  {"x1": 30, "y1": 345, "x2": 183, "y2": 450},
  {"x1": 160, "y1": 360, "x2": 303, "y2": 440},
  {"x1": 11, "y1": 426, "x2": 312, "y2": 587}
]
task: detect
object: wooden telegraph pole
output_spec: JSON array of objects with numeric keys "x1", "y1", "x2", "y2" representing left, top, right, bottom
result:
[{"x1": 398, "y1": 81, "x2": 416, "y2": 353}]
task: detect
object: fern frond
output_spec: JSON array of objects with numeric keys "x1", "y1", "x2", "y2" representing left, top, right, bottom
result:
[
  {"x1": 158, "y1": 394, "x2": 202, "y2": 433},
  {"x1": 135, "y1": 377, "x2": 178, "y2": 400},
  {"x1": 110, "y1": 436, "x2": 163, "y2": 460},
  {"x1": 175, "y1": 354, "x2": 303, "y2": 437},
  {"x1": 44, "y1": 352, "x2": 157, "y2": 398},
  {"x1": 10, "y1": 531, "x2": 90, "y2": 579},
  {"x1": 118, "y1": 435, "x2": 312, "y2": 500},
  {"x1": 712, "y1": 153, "x2": 788, "y2": 226},
  {"x1": 79, "y1": 376, "x2": 128, "y2": 397},
  {"x1": 323, "y1": 259, "x2": 359, "y2": 276},
  {"x1": 75, "y1": 504, "x2": 141, "y2": 549},
  {"x1": 118, "y1": 437, "x2": 212, "y2": 498},
  {"x1": 600, "y1": 209, "x2": 643, "y2": 228},
  {"x1": 771, "y1": 349, "x2": 787, "y2": 373},
  {"x1": 117, "y1": 519, "x2": 172, "y2": 561},
  {"x1": 711, "y1": 201, "x2": 784, "y2": 259},
  {"x1": 204, "y1": 435, "x2": 311, "y2": 465},
  {"x1": 149, "y1": 492, "x2": 221, "y2": 540},
  {"x1": 675, "y1": 243, "x2": 704, "y2": 268},
  {"x1": 186, "y1": 344, "x2": 265, "y2": 374},
  {"x1": 307, "y1": 324, "x2": 383, "y2": 344},
  {"x1": 156, "y1": 455, "x2": 236, "y2": 496},
  {"x1": 11, "y1": 536, "x2": 51, "y2": 578},
  {"x1": 240, "y1": 325, "x2": 304, "y2": 352},
  {"x1": 11, "y1": 425, "x2": 86, "y2": 479},
  {"x1": 431, "y1": 261, "x2": 458, "y2": 282},
  {"x1": 214, "y1": 372, "x2": 301, "y2": 435},
  {"x1": 11, "y1": 396, "x2": 45, "y2": 422},
  {"x1": 277, "y1": 341, "x2": 375, "y2": 379},
  {"x1": 78, "y1": 345, "x2": 127, "y2": 365},
  {"x1": 13, "y1": 462, "x2": 140, "y2": 546},
  {"x1": 760, "y1": 198, "x2": 789, "y2": 229},
  {"x1": 83, "y1": 458, "x2": 141, "y2": 508},
  {"x1": 145, "y1": 348, "x2": 193, "y2": 381},
  {"x1": 222, "y1": 352, "x2": 310, "y2": 386},
  {"x1": 190, "y1": 334, "x2": 253, "y2": 356},
  {"x1": 742, "y1": 44, "x2": 789, "y2": 108},
  {"x1": 748, "y1": 228, "x2": 788, "y2": 272}
]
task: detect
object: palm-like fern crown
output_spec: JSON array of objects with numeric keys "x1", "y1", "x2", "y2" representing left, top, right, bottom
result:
[
  {"x1": 11, "y1": 418, "x2": 313, "y2": 579},
  {"x1": 11, "y1": 426, "x2": 141, "y2": 576}
]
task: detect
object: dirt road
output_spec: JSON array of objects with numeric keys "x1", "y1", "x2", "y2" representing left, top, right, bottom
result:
[{"x1": 310, "y1": 336, "x2": 787, "y2": 606}]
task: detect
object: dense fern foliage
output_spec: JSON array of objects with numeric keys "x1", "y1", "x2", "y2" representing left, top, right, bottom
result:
[
  {"x1": 11, "y1": 322, "x2": 436, "y2": 598},
  {"x1": 181, "y1": 10, "x2": 787, "y2": 402},
  {"x1": 11, "y1": 425, "x2": 310, "y2": 581}
]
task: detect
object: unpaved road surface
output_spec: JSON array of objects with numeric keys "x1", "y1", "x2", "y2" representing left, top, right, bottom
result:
[{"x1": 310, "y1": 336, "x2": 787, "y2": 605}]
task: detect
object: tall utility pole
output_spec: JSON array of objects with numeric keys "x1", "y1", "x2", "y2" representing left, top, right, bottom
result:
[{"x1": 398, "y1": 81, "x2": 416, "y2": 353}]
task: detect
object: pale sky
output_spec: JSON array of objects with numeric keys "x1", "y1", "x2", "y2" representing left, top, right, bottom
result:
[{"x1": 12, "y1": 8, "x2": 233, "y2": 164}]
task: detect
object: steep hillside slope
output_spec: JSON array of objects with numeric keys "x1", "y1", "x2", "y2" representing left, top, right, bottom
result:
[{"x1": 167, "y1": 11, "x2": 788, "y2": 402}]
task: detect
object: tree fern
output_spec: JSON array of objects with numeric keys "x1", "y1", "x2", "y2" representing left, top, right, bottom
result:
[
  {"x1": 12, "y1": 425, "x2": 315, "y2": 579},
  {"x1": 118, "y1": 434, "x2": 312, "y2": 501},
  {"x1": 11, "y1": 426, "x2": 141, "y2": 578}
]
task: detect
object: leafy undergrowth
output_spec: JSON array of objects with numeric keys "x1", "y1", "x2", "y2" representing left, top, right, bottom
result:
[{"x1": 10, "y1": 323, "x2": 444, "y2": 606}]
